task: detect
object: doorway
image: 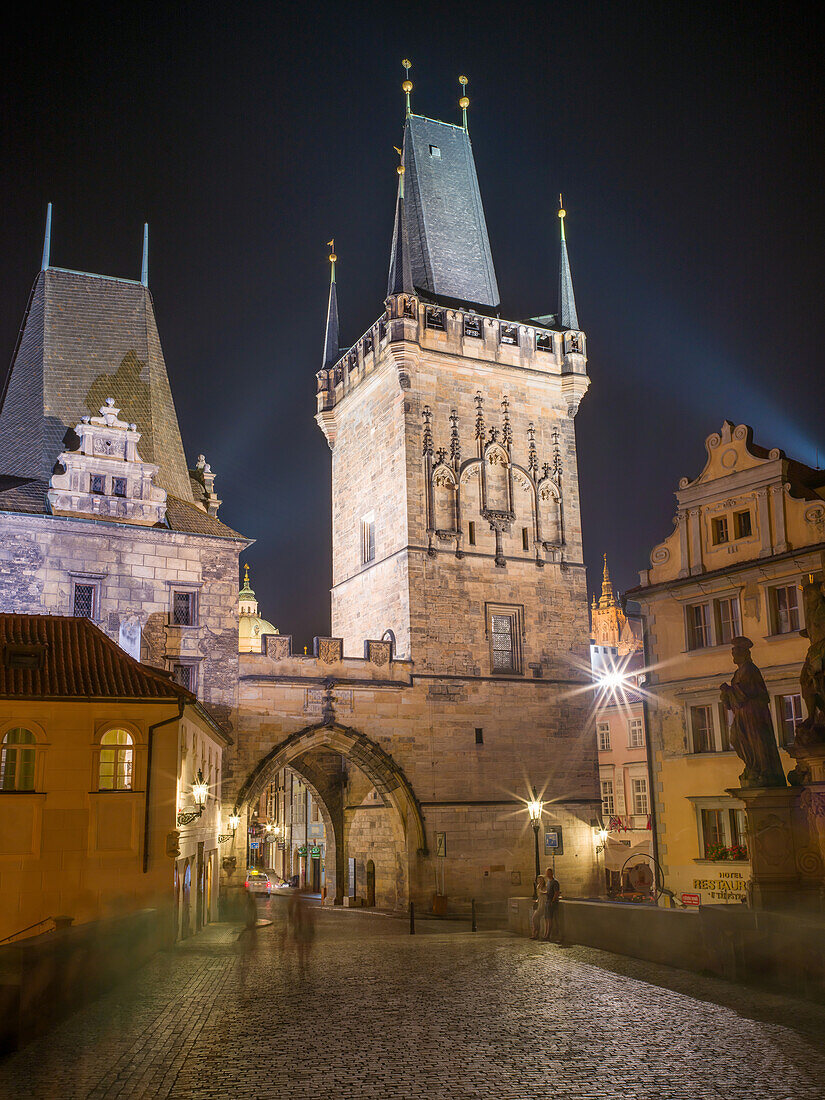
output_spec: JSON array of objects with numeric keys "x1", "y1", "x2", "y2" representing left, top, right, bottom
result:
[
  {"x1": 311, "y1": 856, "x2": 321, "y2": 892},
  {"x1": 366, "y1": 860, "x2": 375, "y2": 907}
]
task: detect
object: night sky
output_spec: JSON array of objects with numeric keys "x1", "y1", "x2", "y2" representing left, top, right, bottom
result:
[{"x1": 2, "y1": 2, "x2": 824, "y2": 644}]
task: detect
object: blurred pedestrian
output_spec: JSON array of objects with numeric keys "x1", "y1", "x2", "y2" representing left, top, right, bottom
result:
[
  {"x1": 530, "y1": 875, "x2": 546, "y2": 939},
  {"x1": 543, "y1": 867, "x2": 561, "y2": 942},
  {"x1": 288, "y1": 890, "x2": 316, "y2": 976}
]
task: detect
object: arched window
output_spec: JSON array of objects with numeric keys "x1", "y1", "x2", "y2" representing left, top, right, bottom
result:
[
  {"x1": 1, "y1": 728, "x2": 36, "y2": 791},
  {"x1": 99, "y1": 729, "x2": 134, "y2": 790}
]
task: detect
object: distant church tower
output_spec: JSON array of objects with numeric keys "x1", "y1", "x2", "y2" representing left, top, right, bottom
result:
[{"x1": 316, "y1": 73, "x2": 590, "y2": 680}]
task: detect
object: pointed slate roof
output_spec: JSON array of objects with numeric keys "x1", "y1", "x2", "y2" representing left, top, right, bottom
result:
[
  {"x1": 322, "y1": 261, "x2": 340, "y2": 369},
  {"x1": 393, "y1": 114, "x2": 499, "y2": 311},
  {"x1": 558, "y1": 211, "x2": 579, "y2": 330},
  {"x1": 387, "y1": 180, "x2": 414, "y2": 297},
  {"x1": 0, "y1": 267, "x2": 194, "y2": 502}
]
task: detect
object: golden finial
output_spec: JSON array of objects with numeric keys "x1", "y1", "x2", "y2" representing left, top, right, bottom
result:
[
  {"x1": 458, "y1": 75, "x2": 469, "y2": 132},
  {"x1": 558, "y1": 193, "x2": 566, "y2": 241},
  {"x1": 244, "y1": 562, "x2": 250, "y2": 582},
  {"x1": 402, "y1": 59, "x2": 413, "y2": 117},
  {"x1": 327, "y1": 238, "x2": 336, "y2": 263}
]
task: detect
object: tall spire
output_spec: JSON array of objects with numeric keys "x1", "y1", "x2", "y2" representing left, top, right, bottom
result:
[
  {"x1": 599, "y1": 553, "x2": 616, "y2": 609},
  {"x1": 322, "y1": 240, "x2": 340, "y2": 369},
  {"x1": 41, "y1": 203, "x2": 52, "y2": 271},
  {"x1": 141, "y1": 223, "x2": 149, "y2": 287},
  {"x1": 387, "y1": 150, "x2": 414, "y2": 297},
  {"x1": 558, "y1": 195, "x2": 579, "y2": 330}
]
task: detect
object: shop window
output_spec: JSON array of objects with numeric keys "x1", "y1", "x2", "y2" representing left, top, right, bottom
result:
[
  {"x1": 0, "y1": 728, "x2": 36, "y2": 791},
  {"x1": 99, "y1": 729, "x2": 133, "y2": 791},
  {"x1": 686, "y1": 603, "x2": 711, "y2": 649},
  {"x1": 597, "y1": 722, "x2": 611, "y2": 751},
  {"x1": 601, "y1": 778, "x2": 615, "y2": 817},
  {"x1": 771, "y1": 584, "x2": 800, "y2": 634}
]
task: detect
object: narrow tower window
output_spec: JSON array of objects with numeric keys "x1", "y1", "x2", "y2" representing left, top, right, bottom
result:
[
  {"x1": 361, "y1": 514, "x2": 376, "y2": 564},
  {"x1": 522, "y1": 527, "x2": 530, "y2": 551},
  {"x1": 468, "y1": 521, "x2": 476, "y2": 546},
  {"x1": 475, "y1": 728, "x2": 484, "y2": 745},
  {"x1": 72, "y1": 581, "x2": 98, "y2": 619}
]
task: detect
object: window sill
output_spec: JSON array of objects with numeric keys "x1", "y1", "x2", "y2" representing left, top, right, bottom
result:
[
  {"x1": 693, "y1": 858, "x2": 749, "y2": 865},
  {"x1": 762, "y1": 631, "x2": 802, "y2": 641},
  {"x1": 0, "y1": 790, "x2": 44, "y2": 797}
]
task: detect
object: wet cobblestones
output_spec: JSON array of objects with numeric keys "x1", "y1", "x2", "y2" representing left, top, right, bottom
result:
[{"x1": 1, "y1": 899, "x2": 824, "y2": 1099}]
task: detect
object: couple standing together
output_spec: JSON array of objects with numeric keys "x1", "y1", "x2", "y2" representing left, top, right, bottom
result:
[{"x1": 531, "y1": 867, "x2": 561, "y2": 942}]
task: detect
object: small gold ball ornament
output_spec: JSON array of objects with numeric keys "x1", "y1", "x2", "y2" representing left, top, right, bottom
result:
[
  {"x1": 329, "y1": 253, "x2": 337, "y2": 263},
  {"x1": 459, "y1": 75, "x2": 468, "y2": 85},
  {"x1": 402, "y1": 80, "x2": 413, "y2": 93},
  {"x1": 558, "y1": 208, "x2": 566, "y2": 219},
  {"x1": 459, "y1": 96, "x2": 469, "y2": 109}
]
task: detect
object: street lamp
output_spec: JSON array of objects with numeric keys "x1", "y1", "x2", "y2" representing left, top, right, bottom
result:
[
  {"x1": 219, "y1": 811, "x2": 241, "y2": 844},
  {"x1": 176, "y1": 769, "x2": 209, "y2": 827},
  {"x1": 528, "y1": 787, "x2": 543, "y2": 899}
]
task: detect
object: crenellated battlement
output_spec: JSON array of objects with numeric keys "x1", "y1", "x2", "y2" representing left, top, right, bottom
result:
[{"x1": 316, "y1": 293, "x2": 588, "y2": 423}]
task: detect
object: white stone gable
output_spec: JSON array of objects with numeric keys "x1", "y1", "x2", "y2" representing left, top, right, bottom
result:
[{"x1": 48, "y1": 398, "x2": 167, "y2": 526}]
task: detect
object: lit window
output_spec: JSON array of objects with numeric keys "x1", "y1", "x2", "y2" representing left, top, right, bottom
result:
[
  {"x1": 772, "y1": 585, "x2": 800, "y2": 634},
  {"x1": 714, "y1": 597, "x2": 741, "y2": 645},
  {"x1": 686, "y1": 603, "x2": 710, "y2": 649},
  {"x1": 489, "y1": 609, "x2": 521, "y2": 674},
  {"x1": 712, "y1": 516, "x2": 729, "y2": 545},
  {"x1": 0, "y1": 728, "x2": 36, "y2": 791},
  {"x1": 361, "y1": 515, "x2": 375, "y2": 564},
  {"x1": 99, "y1": 729, "x2": 133, "y2": 791},
  {"x1": 172, "y1": 590, "x2": 197, "y2": 626},
  {"x1": 601, "y1": 779, "x2": 614, "y2": 817},
  {"x1": 631, "y1": 777, "x2": 648, "y2": 816},
  {"x1": 628, "y1": 718, "x2": 644, "y2": 749},
  {"x1": 90, "y1": 474, "x2": 105, "y2": 495},
  {"x1": 690, "y1": 705, "x2": 715, "y2": 753},
  {"x1": 734, "y1": 510, "x2": 752, "y2": 538},
  {"x1": 112, "y1": 477, "x2": 127, "y2": 497},
  {"x1": 777, "y1": 693, "x2": 804, "y2": 746},
  {"x1": 72, "y1": 582, "x2": 98, "y2": 619},
  {"x1": 597, "y1": 722, "x2": 611, "y2": 752}
]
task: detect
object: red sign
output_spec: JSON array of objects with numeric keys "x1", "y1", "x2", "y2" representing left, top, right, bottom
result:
[{"x1": 681, "y1": 893, "x2": 700, "y2": 907}]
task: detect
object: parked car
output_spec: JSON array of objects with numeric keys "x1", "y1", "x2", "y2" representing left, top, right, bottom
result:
[{"x1": 245, "y1": 871, "x2": 272, "y2": 898}]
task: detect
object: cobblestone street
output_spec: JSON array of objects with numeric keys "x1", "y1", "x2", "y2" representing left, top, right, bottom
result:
[{"x1": 2, "y1": 898, "x2": 825, "y2": 1099}]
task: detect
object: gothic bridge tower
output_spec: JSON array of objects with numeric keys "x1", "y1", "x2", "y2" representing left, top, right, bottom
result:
[{"x1": 316, "y1": 77, "x2": 591, "y2": 682}]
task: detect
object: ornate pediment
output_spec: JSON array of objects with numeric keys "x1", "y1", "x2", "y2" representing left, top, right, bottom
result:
[{"x1": 47, "y1": 398, "x2": 167, "y2": 526}]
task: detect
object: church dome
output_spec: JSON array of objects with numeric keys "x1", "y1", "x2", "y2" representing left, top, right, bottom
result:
[{"x1": 238, "y1": 564, "x2": 279, "y2": 653}]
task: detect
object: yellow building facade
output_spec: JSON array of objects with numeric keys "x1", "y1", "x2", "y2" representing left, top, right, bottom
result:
[
  {"x1": 630, "y1": 422, "x2": 825, "y2": 906},
  {"x1": 0, "y1": 614, "x2": 229, "y2": 942}
]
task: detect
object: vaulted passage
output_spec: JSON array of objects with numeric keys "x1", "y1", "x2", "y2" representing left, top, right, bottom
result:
[{"x1": 229, "y1": 723, "x2": 426, "y2": 909}]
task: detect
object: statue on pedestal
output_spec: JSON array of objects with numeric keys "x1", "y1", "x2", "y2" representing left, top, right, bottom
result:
[
  {"x1": 720, "y1": 637, "x2": 786, "y2": 788},
  {"x1": 797, "y1": 579, "x2": 825, "y2": 747}
]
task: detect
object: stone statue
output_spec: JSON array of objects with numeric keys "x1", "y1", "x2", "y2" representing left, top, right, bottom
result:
[
  {"x1": 797, "y1": 579, "x2": 825, "y2": 746},
  {"x1": 720, "y1": 637, "x2": 786, "y2": 788}
]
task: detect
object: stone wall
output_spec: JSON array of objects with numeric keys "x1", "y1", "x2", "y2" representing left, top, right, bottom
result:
[{"x1": 0, "y1": 511, "x2": 244, "y2": 732}]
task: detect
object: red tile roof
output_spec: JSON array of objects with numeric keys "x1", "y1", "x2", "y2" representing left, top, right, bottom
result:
[{"x1": 0, "y1": 613, "x2": 195, "y2": 702}]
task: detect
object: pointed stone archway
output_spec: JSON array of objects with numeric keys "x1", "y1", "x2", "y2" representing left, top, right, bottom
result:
[{"x1": 230, "y1": 722, "x2": 427, "y2": 907}]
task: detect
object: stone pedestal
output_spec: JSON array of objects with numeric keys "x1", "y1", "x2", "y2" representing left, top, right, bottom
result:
[
  {"x1": 727, "y1": 786, "x2": 804, "y2": 910},
  {"x1": 789, "y1": 742, "x2": 825, "y2": 905}
]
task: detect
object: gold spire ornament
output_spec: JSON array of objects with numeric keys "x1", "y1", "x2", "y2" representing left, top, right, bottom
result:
[
  {"x1": 459, "y1": 75, "x2": 469, "y2": 132},
  {"x1": 402, "y1": 59, "x2": 413, "y2": 117},
  {"x1": 327, "y1": 239, "x2": 337, "y2": 280},
  {"x1": 394, "y1": 145, "x2": 405, "y2": 196},
  {"x1": 558, "y1": 193, "x2": 566, "y2": 241}
]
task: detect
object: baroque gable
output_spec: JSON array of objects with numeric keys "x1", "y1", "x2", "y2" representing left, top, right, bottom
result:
[{"x1": 47, "y1": 398, "x2": 167, "y2": 526}]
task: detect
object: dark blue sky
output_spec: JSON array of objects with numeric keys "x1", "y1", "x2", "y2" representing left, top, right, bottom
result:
[{"x1": 2, "y1": 1, "x2": 824, "y2": 643}]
